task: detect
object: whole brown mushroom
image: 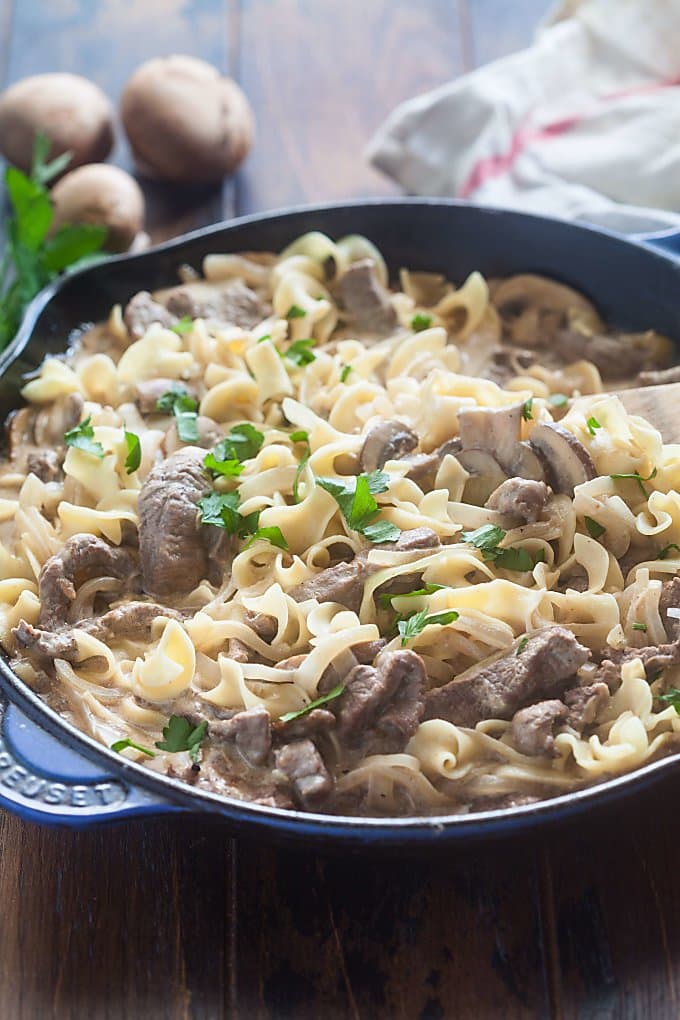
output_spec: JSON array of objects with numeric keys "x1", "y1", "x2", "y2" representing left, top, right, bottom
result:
[
  {"x1": 0, "y1": 73, "x2": 114, "y2": 175},
  {"x1": 120, "y1": 55, "x2": 254, "y2": 183},
  {"x1": 50, "y1": 164, "x2": 145, "y2": 253}
]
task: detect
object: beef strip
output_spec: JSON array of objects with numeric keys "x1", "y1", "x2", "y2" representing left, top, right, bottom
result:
[
  {"x1": 210, "y1": 706, "x2": 272, "y2": 766},
  {"x1": 511, "y1": 700, "x2": 567, "y2": 757},
  {"x1": 563, "y1": 682, "x2": 609, "y2": 731},
  {"x1": 26, "y1": 449, "x2": 61, "y2": 483},
  {"x1": 289, "y1": 558, "x2": 371, "y2": 613},
  {"x1": 637, "y1": 365, "x2": 680, "y2": 387},
  {"x1": 424, "y1": 626, "x2": 591, "y2": 727},
  {"x1": 163, "y1": 279, "x2": 267, "y2": 329},
  {"x1": 336, "y1": 259, "x2": 397, "y2": 337},
  {"x1": 289, "y1": 528, "x2": 440, "y2": 613},
  {"x1": 556, "y1": 329, "x2": 650, "y2": 379},
  {"x1": 244, "y1": 610, "x2": 278, "y2": 642},
  {"x1": 13, "y1": 600, "x2": 180, "y2": 661},
  {"x1": 124, "y1": 291, "x2": 178, "y2": 340},
  {"x1": 595, "y1": 639, "x2": 680, "y2": 690},
  {"x1": 659, "y1": 577, "x2": 680, "y2": 640},
  {"x1": 485, "y1": 478, "x2": 550, "y2": 524},
  {"x1": 274, "y1": 738, "x2": 333, "y2": 808},
  {"x1": 334, "y1": 649, "x2": 426, "y2": 754},
  {"x1": 138, "y1": 447, "x2": 213, "y2": 596},
  {"x1": 38, "y1": 534, "x2": 137, "y2": 629},
  {"x1": 273, "y1": 708, "x2": 336, "y2": 742}
]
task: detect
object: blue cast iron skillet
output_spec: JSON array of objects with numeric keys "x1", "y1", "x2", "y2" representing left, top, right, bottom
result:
[{"x1": 0, "y1": 198, "x2": 679, "y2": 847}]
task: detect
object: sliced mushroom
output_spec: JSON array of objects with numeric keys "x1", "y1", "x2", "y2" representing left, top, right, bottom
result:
[
  {"x1": 528, "y1": 423, "x2": 595, "y2": 496},
  {"x1": 492, "y1": 275, "x2": 603, "y2": 349},
  {"x1": 404, "y1": 438, "x2": 462, "y2": 486},
  {"x1": 457, "y1": 449, "x2": 508, "y2": 506},
  {"x1": 506, "y1": 441, "x2": 547, "y2": 482},
  {"x1": 360, "y1": 420, "x2": 418, "y2": 473},
  {"x1": 457, "y1": 404, "x2": 523, "y2": 475}
]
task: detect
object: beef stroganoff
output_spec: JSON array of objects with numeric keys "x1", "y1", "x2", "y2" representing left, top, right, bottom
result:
[{"x1": 1, "y1": 231, "x2": 680, "y2": 816}]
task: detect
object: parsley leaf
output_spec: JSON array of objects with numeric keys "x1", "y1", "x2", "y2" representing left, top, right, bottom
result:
[
  {"x1": 203, "y1": 452, "x2": 244, "y2": 478},
  {"x1": 586, "y1": 416, "x2": 601, "y2": 436},
  {"x1": 291, "y1": 429, "x2": 311, "y2": 504},
  {"x1": 279, "y1": 683, "x2": 346, "y2": 723},
  {"x1": 124, "y1": 430, "x2": 141, "y2": 473},
  {"x1": 111, "y1": 738, "x2": 155, "y2": 758},
  {"x1": 516, "y1": 636, "x2": 529, "y2": 656},
  {"x1": 317, "y1": 471, "x2": 400, "y2": 543},
  {"x1": 340, "y1": 364, "x2": 352, "y2": 383},
  {"x1": 257, "y1": 333, "x2": 272, "y2": 344},
  {"x1": 610, "y1": 467, "x2": 657, "y2": 498},
  {"x1": 584, "y1": 516, "x2": 605, "y2": 539},
  {"x1": 658, "y1": 688, "x2": 680, "y2": 713},
  {"x1": 198, "y1": 490, "x2": 261, "y2": 539},
  {"x1": 398, "y1": 608, "x2": 459, "y2": 646},
  {"x1": 171, "y1": 315, "x2": 193, "y2": 335},
  {"x1": 245, "y1": 526, "x2": 288, "y2": 551},
  {"x1": 632, "y1": 622, "x2": 647, "y2": 632},
  {"x1": 284, "y1": 339, "x2": 316, "y2": 366},
  {"x1": 64, "y1": 416, "x2": 105, "y2": 459},
  {"x1": 658, "y1": 543, "x2": 680, "y2": 560},
  {"x1": 461, "y1": 524, "x2": 537, "y2": 572},
  {"x1": 204, "y1": 425, "x2": 264, "y2": 478},
  {"x1": 155, "y1": 383, "x2": 199, "y2": 443},
  {"x1": 286, "y1": 304, "x2": 306, "y2": 319},
  {"x1": 521, "y1": 398, "x2": 533, "y2": 421},
  {"x1": 378, "y1": 582, "x2": 447, "y2": 608},
  {"x1": 411, "y1": 313, "x2": 432, "y2": 332},
  {"x1": 156, "y1": 716, "x2": 208, "y2": 765}
]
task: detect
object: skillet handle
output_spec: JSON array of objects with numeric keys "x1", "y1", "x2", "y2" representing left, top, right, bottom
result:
[
  {"x1": 0, "y1": 692, "x2": 182, "y2": 827},
  {"x1": 631, "y1": 226, "x2": 680, "y2": 260}
]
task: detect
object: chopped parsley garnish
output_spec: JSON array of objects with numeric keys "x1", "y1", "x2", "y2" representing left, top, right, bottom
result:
[
  {"x1": 284, "y1": 338, "x2": 316, "y2": 366},
  {"x1": 170, "y1": 315, "x2": 193, "y2": 335},
  {"x1": 411, "y1": 313, "x2": 432, "y2": 332},
  {"x1": 516, "y1": 636, "x2": 529, "y2": 656},
  {"x1": 584, "y1": 516, "x2": 605, "y2": 539},
  {"x1": 658, "y1": 688, "x2": 680, "y2": 713},
  {"x1": 521, "y1": 398, "x2": 533, "y2": 421},
  {"x1": 586, "y1": 416, "x2": 601, "y2": 436},
  {"x1": 124, "y1": 430, "x2": 141, "y2": 473},
  {"x1": 632, "y1": 622, "x2": 647, "y2": 632},
  {"x1": 279, "y1": 683, "x2": 346, "y2": 723},
  {"x1": 64, "y1": 416, "x2": 105, "y2": 459},
  {"x1": 340, "y1": 364, "x2": 352, "y2": 383},
  {"x1": 204, "y1": 424, "x2": 264, "y2": 477},
  {"x1": 286, "y1": 304, "x2": 306, "y2": 319},
  {"x1": 0, "y1": 133, "x2": 107, "y2": 350},
  {"x1": 156, "y1": 716, "x2": 208, "y2": 765},
  {"x1": 461, "y1": 523, "x2": 537, "y2": 572},
  {"x1": 111, "y1": 738, "x2": 155, "y2": 758},
  {"x1": 398, "y1": 608, "x2": 459, "y2": 647},
  {"x1": 290, "y1": 429, "x2": 311, "y2": 503},
  {"x1": 317, "y1": 470, "x2": 401, "y2": 544},
  {"x1": 257, "y1": 333, "x2": 271, "y2": 344},
  {"x1": 548, "y1": 393, "x2": 568, "y2": 408},
  {"x1": 378, "y1": 582, "x2": 447, "y2": 608},
  {"x1": 609, "y1": 467, "x2": 657, "y2": 498},
  {"x1": 245, "y1": 526, "x2": 288, "y2": 551},
  {"x1": 198, "y1": 490, "x2": 262, "y2": 539},
  {"x1": 658, "y1": 543, "x2": 680, "y2": 560},
  {"x1": 156, "y1": 383, "x2": 199, "y2": 443}
]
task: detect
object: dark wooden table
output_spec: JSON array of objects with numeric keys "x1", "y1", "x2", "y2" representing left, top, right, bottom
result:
[{"x1": 1, "y1": 2, "x2": 678, "y2": 1017}]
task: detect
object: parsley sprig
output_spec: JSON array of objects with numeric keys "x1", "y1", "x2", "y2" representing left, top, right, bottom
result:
[
  {"x1": 658, "y1": 688, "x2": 680, "y2": 714},
  {"x1": 156, "y1": 383, "x2": 199, "y2": 443},
  {"x1": 124, "y1": 430, "x2": 141, "y2": 473},
  {"x1": 203, "y1": 424, "x2": 264, "y2": 478},
  {"x1": 64, "y1": 416, "x2": 104, "y2": 459},
  {"x1": 0, "y1": 133, "x2": 107, "y2": 349},
  {"x1": 156, "y1": 716, "x2": 208, "y2": 765},
  {"x1": 584, "y1": 516, "x2": 605, "y2": 539},
  {"x1": 316, "y1": 470, "x2": 401, "y2": 544},
  {"x1": 279, "y1": 683, "x2": 346, "y2": 723},
  {"x1": 398, "y1": 608, "x2": 459, "y2": 646},
  {"x1": 378, "y1": 582, "x2": 447, "y2": 609},
  {"x1": 461, "y1": 524, "x2": 540, "y2": 572},
  {"x1": 284, "y1": 339, "x2": 316, "y2": 366},
  {"x1": 198, "y1": 489, "x2": 287, "y2": 551},
  {"x1": 291, "y1": 429, "x2": 311, "y2": 503},
  {"x1": 411, "y1": 313, "x2": 432, "y2": 332},
  {"x1": 609, "y1": 467, "x2": 657, "y2": 498}
]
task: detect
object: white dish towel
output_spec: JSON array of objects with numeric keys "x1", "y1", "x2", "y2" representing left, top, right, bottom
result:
[{"x1": 367, "y1": 0, "x2": 680, "y2": 236}]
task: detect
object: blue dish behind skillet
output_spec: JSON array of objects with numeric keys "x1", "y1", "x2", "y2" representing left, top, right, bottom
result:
[{"x1": 0, "y1": 198, "x2": 679, "y2": 847}]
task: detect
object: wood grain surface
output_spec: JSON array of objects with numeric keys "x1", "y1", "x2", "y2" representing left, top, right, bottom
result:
[{"x1": 2, "y1": 2, "x2": 678, "y2": 1018}]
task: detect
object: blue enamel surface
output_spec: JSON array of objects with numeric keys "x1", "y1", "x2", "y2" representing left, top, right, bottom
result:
[{"x1": 1, "y1": 199, "x2": 680, "y2": 844}]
